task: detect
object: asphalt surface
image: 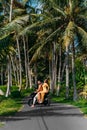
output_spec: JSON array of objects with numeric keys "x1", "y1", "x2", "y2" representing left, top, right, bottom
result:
[{"x1": 0, "y1": 97, "x2": 87, "y2": 130}]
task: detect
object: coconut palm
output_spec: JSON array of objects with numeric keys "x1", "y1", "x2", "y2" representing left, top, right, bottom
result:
[
  {"x1": 24, "y1": 0, "x2": 87, "y2": 100},
  {"x1": 0, "y1": 0, "x2": 41, "y2": 90},
  {"x1": 0, "y1": 0, "x2": 29, "y2": 92}
]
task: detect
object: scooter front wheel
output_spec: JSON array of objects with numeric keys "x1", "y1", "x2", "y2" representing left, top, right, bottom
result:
[{"x1": 28, "y1": 98, "x2": 33, "y2": 106}]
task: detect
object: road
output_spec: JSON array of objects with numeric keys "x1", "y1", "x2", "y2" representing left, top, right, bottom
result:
[{"x1": 0, "y1": 97, "x2": 87, "y2": 130}]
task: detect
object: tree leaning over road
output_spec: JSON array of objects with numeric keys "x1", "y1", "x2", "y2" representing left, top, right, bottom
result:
[{"x1": 28, "y1": 0, "x2": 87, "y2": 100}]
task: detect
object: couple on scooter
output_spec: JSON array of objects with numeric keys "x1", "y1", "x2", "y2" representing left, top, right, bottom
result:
[{"x1": 31, "y1": 79, "x2": 50, "y2": 107}]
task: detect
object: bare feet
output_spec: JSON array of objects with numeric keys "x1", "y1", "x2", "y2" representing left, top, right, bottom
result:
[
  {"x1": 38, "y1": 100, "x2": 43, "y2": 103},
  {"x1": 31, "y1": 105, "x2": 35, "y2": 108}
]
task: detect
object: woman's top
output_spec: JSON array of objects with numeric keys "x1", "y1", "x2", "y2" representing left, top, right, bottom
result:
[{"x1": 42, "y1": 83, "x2": 49, "y2": 93}]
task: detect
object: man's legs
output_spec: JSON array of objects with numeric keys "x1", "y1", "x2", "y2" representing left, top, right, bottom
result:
[{"x1": 31, "y1": 93, "x2": 38, "y2": 107}]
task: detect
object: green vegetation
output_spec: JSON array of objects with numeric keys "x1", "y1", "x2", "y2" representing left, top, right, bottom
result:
[
  {"x1": 0, "y1": 85, "x2": 33, "y2": 116},
  {"x1": 0, "y1": 98, "x2": 21, "y2": 116},
  {"x1": 0, "y1": 122, "x2": 5, "y2": 127}
]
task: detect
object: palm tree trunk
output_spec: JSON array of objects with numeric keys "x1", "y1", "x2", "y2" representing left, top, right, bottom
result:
[
  {"x1": 11, "y1": 56, "x2": 17, "y2": 84},
  {"x1": 61, "y1": 57, "x2": 66, "y2": 81},
  {"x1": 69, "y1": 0, "x2": 73, "y2": 16},
  {"x1": 26, "y1": 36, "x2": 32, "y2": 88},
  {"x1": 6, "y1": 0, "x2": 13, "y2": 97},
  {"x1": 49, "y1": 59, "x2": 53, "y2": 93},
  {"x1": 9, "y1": 0, "x2": 13, "y2": 22},
  {"x1": 1, "y1": 65, "x2": 4, "y2": 85},
  {"x1": 72, "y1": 42, "x2": 77, "y2": 101},
  {"x1": 23, "y1": 36, "x2": 28, "y2": 89},
  {"x1": 51, "y1": 42, "x2": 56, "y2": 93},
  {"x1": 51, "y1": 48, "x2": 54, "y2": 92},
  {"x1": 66, "y1": 45, "x2": 69, "y2": 99},
  {"x1": 16, "y1": 36, "x2": 22, "y2": 90},
  {"x1": 55, "y1": 48, "x2": 58, "y2": 90},
  {"x1": 34, "y1": 63, "x2": 37, "y2": 85},
  {"x1": 6, "y1": 56, "x2": 11, "y2": 97},
  {"x1": 16, "y1": 59, "x2": 20, "y2": 86},
  {"x1": 83, "y1": 62, "x2": 87, "y2": 85},
  {"x1": 28, "y1": 69, "x2": 32, "y2": 89},
  {"x1": 10, "y1": 60, "x2": 12, "y2": 86},
  {"x1": 57, "y1": 44, "x2": 62, "y2": 96}
]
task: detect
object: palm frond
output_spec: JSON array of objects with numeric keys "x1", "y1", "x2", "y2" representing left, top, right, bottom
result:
[
  {"x1": 28, "y1": 29, "x2": 52, "y2": 53},
  {"x1": 76, "y1": 15, "x2": 87, "y2": 31},
  {"x1": 29, "y1": 43, "x2": 44, "y2": 64},
  {"x1": 77, "y1": 26, "x2": 87, "y2": 49},
  {"x1": 79, "y1": 7, "x2": 87, "y2": 14},
  {"x1": 63, "y1": 21, "x2": 75, "y2": 46},
  {"x1": 13, "y1": 8, "x2": 26, "y2": 16},
  {"x1": 37, "y1": 28, "x2": 52, "y2": 40},
  {"x1": 0, "y1": 15, "x2": 29, "y2": 40},
  {"x1": 78, "y1": 14, "x2": 87, "y2": 19},
  {"x1": 30, "y1": 13, "x2": 50, "y2": 19},
  {"x1": 44, "y1": 24, "x2": 65, "y2": 43},
  {"x1": 0, "y1": 34, "x2": 15, "y2": 61},
  {"x1": 77, "y1": 54, "x2": 87, "y2": 61},
  {"x1": 28, "y1": 42, "x2": 42, "y2": 54},
  {"x1": 49, "y1": 0, "x2": 66, "y2": 17},
  {"x1": 8, "y1": 46, "x2": 16, "y2": 55},
  {"x1": 30, "y1": 24, "x2": 65, "y2": 64},
  {"x1": 18, "y1": 16, "x2": 62, "y2": 36}
]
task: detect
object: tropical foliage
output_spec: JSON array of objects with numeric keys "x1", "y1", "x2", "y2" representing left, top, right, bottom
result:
[{"x1": 0, "y1": 0, "x2": 87, "y2": 102}]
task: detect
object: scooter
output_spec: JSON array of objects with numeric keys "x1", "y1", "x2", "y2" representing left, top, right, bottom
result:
[{"x1": 28, "y1": 91, "x2": 50, "y2": 106}]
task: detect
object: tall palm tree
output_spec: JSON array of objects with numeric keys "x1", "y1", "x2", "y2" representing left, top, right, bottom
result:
[
  {"x1": 0, "y1": 0, "x2": 41, "y2": 90},
  {"x1": 0, "y1": 0, "x2": 29, "y2": 91},
  {"x1": 26, "y1": 0, "x2": 87, "y2": 99}
]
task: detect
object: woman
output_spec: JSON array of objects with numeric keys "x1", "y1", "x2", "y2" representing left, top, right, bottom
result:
[{"x1": 38, "y1": 79, "x2": 50, "y2": 103}]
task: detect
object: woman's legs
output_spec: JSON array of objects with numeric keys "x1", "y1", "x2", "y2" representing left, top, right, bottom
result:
[{"x1": 40, "y1": 91, "x2": 45, "y2": 103}]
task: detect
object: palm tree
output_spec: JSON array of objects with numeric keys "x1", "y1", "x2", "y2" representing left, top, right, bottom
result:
[
  {"x1": 6, "y1": 0, "x2": 13, "y2": 97},
  {"x1": 0, "y1": 0, "x2": 40, "y2": 90},
  {"x1": 26, "y1": 0, "x2": 87, "y2": 100},
  {"x1": 0, "y1": 0, "x2": 29, "y2": 91}
]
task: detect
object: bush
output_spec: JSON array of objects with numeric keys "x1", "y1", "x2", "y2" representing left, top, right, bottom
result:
[{"x1": 11, "y1": 90, "x2": 21, "y2": 98}]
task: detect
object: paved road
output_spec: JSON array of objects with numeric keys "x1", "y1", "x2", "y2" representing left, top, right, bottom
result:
[{"x1": 0, "y1": 97, "x2": 87, "y2": 130}]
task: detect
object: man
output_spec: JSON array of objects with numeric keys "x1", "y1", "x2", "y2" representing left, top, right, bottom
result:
[
  {"x1": 35, "y1": 81, "x2": 43, "y2": 93},
  {"x1": 31, "y1": 80, "x2": 43, "y2": 107}
]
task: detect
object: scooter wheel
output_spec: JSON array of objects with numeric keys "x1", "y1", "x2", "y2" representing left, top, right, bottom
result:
[
  {"x1": 44, "y1": 99, "x2": 50, "y2": 106},
  {"x1": 28, "y1": 98, "x2": 33, "y2": 106}
]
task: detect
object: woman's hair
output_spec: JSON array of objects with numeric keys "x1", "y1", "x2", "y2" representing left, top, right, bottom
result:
[{"x1": 44, "y1": 79, "x2": 48, "y2": 83}]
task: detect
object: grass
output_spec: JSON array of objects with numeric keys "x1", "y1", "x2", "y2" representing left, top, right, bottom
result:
[
  {"x1": 0, "y1": 86, "x2": 34, "y2": 127},
  {"x1": 0, "y1": 98, "x2": 21, "y2": 116},
  {"x1": 51, "y1": 94, "x2": 87, "y2": 115},
  {"x1": 0, "y1": 86, "x2": 33, "y2": 116},
  {"x1": 0, "y1": 122, "x2": 5, "y2": 127},
  {"x1": 72, "y1": 99, "x2": 87, "y2": 115}
]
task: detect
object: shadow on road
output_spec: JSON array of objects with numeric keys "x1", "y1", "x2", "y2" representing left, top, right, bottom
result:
[{"x1": 0, "y1": 102, "x2": 83, "y2": 122}]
